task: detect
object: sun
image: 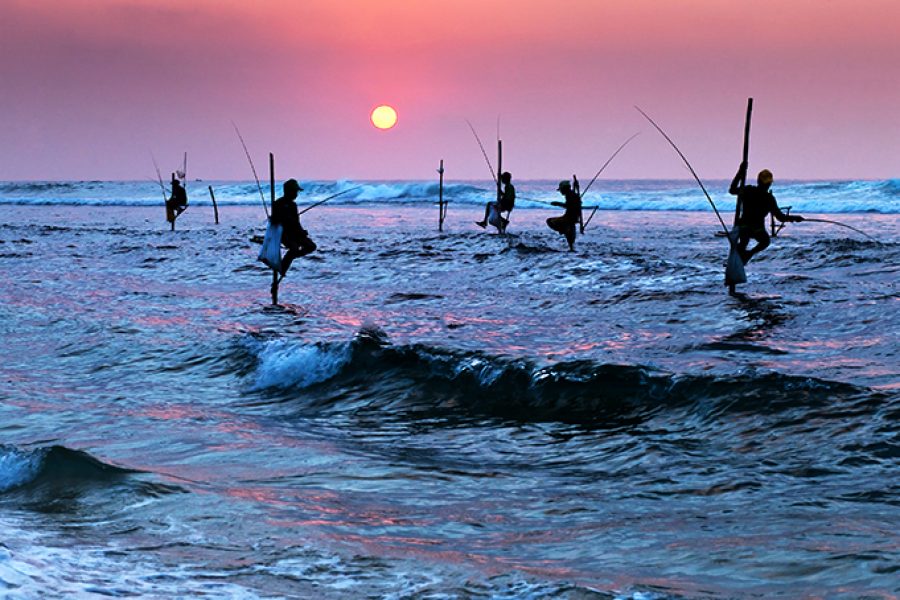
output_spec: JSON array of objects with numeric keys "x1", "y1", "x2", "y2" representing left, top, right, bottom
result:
[{"x1": 371, "y1": 105, "x2": 398, "y2": 130}]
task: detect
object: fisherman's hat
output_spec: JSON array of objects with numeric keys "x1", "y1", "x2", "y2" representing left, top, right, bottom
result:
[{"x1": 284, "y1": 179, "x2": 304, "y2": 192}]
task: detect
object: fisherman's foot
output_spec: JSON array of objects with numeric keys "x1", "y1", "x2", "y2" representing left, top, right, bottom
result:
[{"x1": 475, "y1": 221, "x2": 486, "y2": 228}]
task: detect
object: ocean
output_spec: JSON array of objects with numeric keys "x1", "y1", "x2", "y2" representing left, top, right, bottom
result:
[{"x1": 0, "y1": 179, "x2": 898, "y2": 599}]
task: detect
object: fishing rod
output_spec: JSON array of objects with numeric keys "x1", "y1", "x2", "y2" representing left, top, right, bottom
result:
[
  {"x1": 150, "y1": 153, "x2": 168, "y2": 203},
  {"x1": 466, "y1": 119, "x2": 498, "y2": 185},
  {"x1": 298, "y1": 186, "x2": 363, "y2": 216},
  {"x1": 231, "y1": 122, "x2": 269, "y2": 218},
  {"x1": 635, "y1": 106, "x2": 733, "y2": 242},
  {"x1": 518, "y1": 195, "x2": 554, "y2": 206},
  {"x1": 581, "y1": 132, "x2": 641, "y2": 199},
  {"x1": 800, "y1": 218, "x2": 880, "y2": 243},
  {"x1": 179, "y1": 152, "x2": 189, "y2": 216}
]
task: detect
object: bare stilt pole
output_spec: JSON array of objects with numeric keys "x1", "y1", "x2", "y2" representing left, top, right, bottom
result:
[
  {"x1": 438, "y1": 159, "x2": 445, "y2": 232},
  {"x1": 209, "y1": 186, "x2": 219, "y2": 224},
  {"x1": 269, "y1": 153, "x2": 279, "y2": 305}
]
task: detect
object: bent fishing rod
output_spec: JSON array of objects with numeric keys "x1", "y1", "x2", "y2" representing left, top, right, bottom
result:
[
  {"x1": 232, "y1": 122, "x2": 269, "y2": 219},
  {"x1": 298, "y1": 186, "x2": 363, "y2": 215},
  {"x1": 466, "y1": 119, "x2": 498, "y2": 186},
  {"x1": 635, "y1": 106, "x2": 735, "y2": 247},
  {"x1": 800, "y1": 218, "x2": 880, "y2": 243},
  {"x1": 581, "y1": 132, "x2": 641, "y2": 199},
  {"x1": 580, "y1": 132, "x2": 641, "y2": 231}
]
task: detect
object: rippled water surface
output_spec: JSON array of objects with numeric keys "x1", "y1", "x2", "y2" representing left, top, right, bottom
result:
[{"x1": 1, "y1": 205, "x2": 898, "y2": 598}]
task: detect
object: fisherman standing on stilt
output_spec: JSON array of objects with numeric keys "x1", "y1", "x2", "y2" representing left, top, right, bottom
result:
[
  {"x1": 270, "y1": 179, "x2": 317, "y2": 303},
  {"x1": 547, "y1": 179, "x2": 582, "y2": 251},
  {"x1": 729, "y1": 162, "x2": 803, "y2": 265},
  {"x1": 475, "y1": 171, "x2": 515, "y2": 233}
]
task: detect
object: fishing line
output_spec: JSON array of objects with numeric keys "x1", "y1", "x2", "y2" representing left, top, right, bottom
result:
[{"x1": 232, "y1": 122, "x2": 269, "y2": 218}]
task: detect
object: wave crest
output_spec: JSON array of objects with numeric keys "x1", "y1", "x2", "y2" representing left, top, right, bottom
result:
[
  {"x1": 0, "y1": 445, "x2": 135, "y2": 493},
  {"x1": 242, "y1": 332, "x2": 871, "y2": 423}
]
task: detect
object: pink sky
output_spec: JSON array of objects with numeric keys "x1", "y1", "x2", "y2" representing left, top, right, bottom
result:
[{"x1": 1, "y1": 0, "x2": 897, "y2": 181}]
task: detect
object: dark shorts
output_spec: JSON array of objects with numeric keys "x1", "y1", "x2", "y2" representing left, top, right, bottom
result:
[{"x1": 547, "y1": 215, "x2": 575, "y2": 234}]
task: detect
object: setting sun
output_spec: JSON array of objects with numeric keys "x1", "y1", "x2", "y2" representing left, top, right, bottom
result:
[{"x1": 370, "y1": 105, "x2": 398, "y2": 130}]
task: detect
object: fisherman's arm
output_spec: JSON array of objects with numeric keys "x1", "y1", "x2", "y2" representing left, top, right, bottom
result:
[
  {"x1": 729, "y1": 161, "x2": 748, "y2": 195},
  {"x1": 771, "y1": 196, "x2": 804, "y2": 222}
]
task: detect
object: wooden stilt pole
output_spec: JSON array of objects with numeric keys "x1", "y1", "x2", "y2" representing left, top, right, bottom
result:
[
  {"x1": 438, "y1": 159, "x2": 445, "y2": 232},
  {"x1": 497, "y1": 140, "x2": 503, "y2": 204},
  {"x1": 269, "y1": 153, "x2": 275, "y2": 210},
  {"x1": 170, "y1": 172, "x2": 176, "y2": 231},
  {"x1": 269, "y1": 153, "x2": 279, "y2": 305},
  {"x1": 209, "y1": 186, "x2": 219, "y2": 224},
  {"x1": 728, "y1": 98, "x2": 753, "y2": 295},
  {"x1": 735, "y1": 98, "x2": 753, "y2": 226},
  {"x1": 497, "y1": 140, "x2": 505, "y2": 234}
]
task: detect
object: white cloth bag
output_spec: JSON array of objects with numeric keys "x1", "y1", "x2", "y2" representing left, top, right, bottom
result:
[
  {"x1": 258, "y1": 220, "x2": 283, "y2": 272},
  {"x1": 725, "y1": 227, "x2": 747, "y2": 286}
]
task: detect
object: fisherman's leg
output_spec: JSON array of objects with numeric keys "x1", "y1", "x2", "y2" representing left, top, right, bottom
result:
[
  {"x1": 482, "y1": 202, "x2": 492, "y2": 222},
  {"x1": 270, "y1": 270, "x2": 279, "y2": 304},
  {"x1": 476, "y1": 203, "x2": 491, "y2": 227},
  {"x1": 280, "y1": 235, "x2": 316, "y2": 276},
  {"x1": 296, "y1": 233, "x2": 317, "y2": 257},
  {"x1": 744, "y1": 230, "x2": 770, "y2": 264},
  {"x1": 565, "y1": 225, "x2": 576, "y2": 251},
  {"x1": 737, "y1": 229, "x2": 752, "y2": 263},
  {"x1": 280, "y1": 245, "x2": 301, "y2": 277}
]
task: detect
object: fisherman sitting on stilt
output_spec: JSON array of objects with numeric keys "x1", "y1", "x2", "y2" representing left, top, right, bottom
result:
[
  {"x1": 166, "y1": 176, "x2": 188, "y2": 222},
  {"x1": 475, "y1": 171, "x2": 515, "y2": 233},
  {"x1": 270, "y1": 179, "x2": 317, "y2": 302},
  {"x1": 547, "y1": 179, "x2": 582, "y2": 252},
  {"x1": 729, "y1": 162, "x2": 803, "y2": 264}
]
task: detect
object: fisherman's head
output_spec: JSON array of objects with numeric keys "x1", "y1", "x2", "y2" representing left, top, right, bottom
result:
[
  {"x1": 757, "y1": 169, "x2": 773, "y2": 189},
  {"x1": 283, "y1": 178, "x2": 303, "y2": 198},
  {"x1": 501, "y1": 171, "x2": 512, "y2": 184},
  {"x1": 557, "y1": 180, "x2": 571, "y2": 194}
]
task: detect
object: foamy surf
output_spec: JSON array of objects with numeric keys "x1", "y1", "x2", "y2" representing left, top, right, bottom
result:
[
  {"x1": 0, "y1": 178, "x2": 896, "y2": 213},
  {"x1": 0, "y1": 446, "x2": 43, "y2": 492},
  {"x1": 248, "y1": 338, "x2": 353, "y2": 391}
]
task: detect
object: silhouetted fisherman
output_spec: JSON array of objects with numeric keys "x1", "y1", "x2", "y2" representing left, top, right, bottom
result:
[
  {"x1": 475, "y1": 171, "x2": 515, "y2": 233},
  {"x1": 729, "y1": 162, "x2": 803, "y2": 264},
  {"x1": 270, "y1": 179, "x2": 317, "y2": 303},
  {"x1": 166, "y1": 176, "x2": 187, "y2": 222},
  {"x1": 547, "y1": 179, "x2": 582, "y2": 251}
]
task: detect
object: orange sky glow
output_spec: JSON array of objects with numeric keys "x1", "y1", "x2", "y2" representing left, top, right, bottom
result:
[{"x1": 0, "y1": 0, "x2": 897, "y2": 180}]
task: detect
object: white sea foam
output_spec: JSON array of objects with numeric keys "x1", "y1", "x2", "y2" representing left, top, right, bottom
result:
[
  {"x1": 0, "y1": 447, "x2": 43, "y2": 493},
  {"x1": 0, "y1": 514, "x2": 259, "y2": 598},
  {"x1": 251, "y1": 339, "x2": 351, "y2": 390},
  {"x1": 0, "y1": 179, "x2": 896, "y2": 213}
]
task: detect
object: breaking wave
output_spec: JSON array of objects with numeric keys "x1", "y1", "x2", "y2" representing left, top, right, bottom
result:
[
  {"x1": 0, "y1": 445, "x2": 135, "y2": 494},
  {"x1": 241, "y1": 329, "x2": 874, "y2": 423},
  {"x1": 0, "y1": 178, "x2": 896, "y2": 213}
]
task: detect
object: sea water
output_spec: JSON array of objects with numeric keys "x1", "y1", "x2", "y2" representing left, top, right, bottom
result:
[{"x1": 0, "y1": 182, "x2": 898, "y2": 598}]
